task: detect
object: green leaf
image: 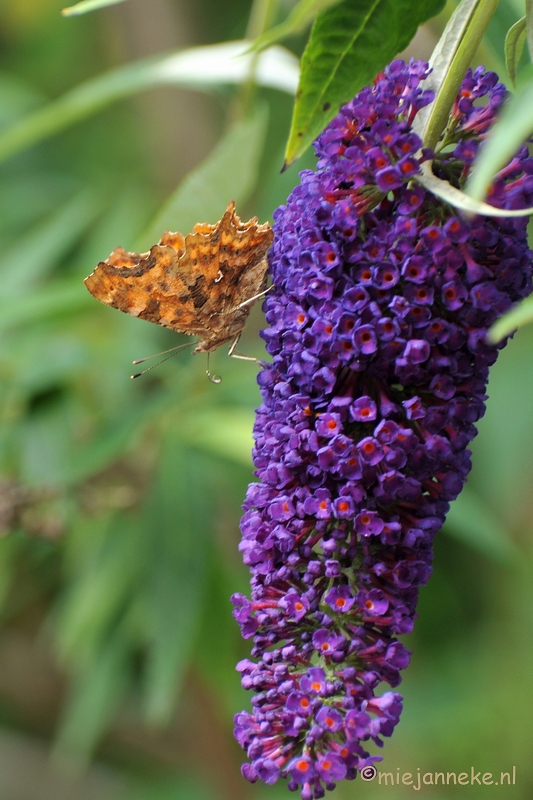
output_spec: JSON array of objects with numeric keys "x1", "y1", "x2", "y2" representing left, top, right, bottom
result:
[
  {"x1": 505, "y1": 17, "x2": 527, "y2": 86},
  {"x1": 0, "y1": 43, "x2": 297, "y2": 166},
  {"x1": 142, "y1": 441, "x2": 211, "y2": 725},
  {"x1": 195, "y1": 533, "x2": 253, "y2": 717},
  {"x1": 0, "y1": 191, "x2": 99, "y2": 299},
  {"x1": 445, "y1": 485, "x2": 520, "y2": 564},
  {"x1": 0, "y1": 279, "x2": 91, "y2": 334},
  {"x1": 413, "y1": 0, "x2": 498, "y2": 150},
  {"x1": 66, "y1": 395, "x2": 170, "y2": 485},
  {"x1": 54, "y1": 623, "x2": 133, "y2": 763},
  {"x1": 131, "y1": 777, "x2": 214, "y2": 800},
  {"x1": 176, "y1": 408, "x2": 254, "y2": 466},
  {"x1": 61, "y1": 0, "x2": 128, "y2": 15},
  {"x1": 417, "y1": 161, "x2": 533, "y2": 217},
  {"x1": 138, "y1": 106, "x2": 268, "y2": 248},
  {"x1": 0, "y1": 538, "x2": 18, "y2": 615},
  {"x1": 56, "y1": 516, "x2": 145, "y2": 667},
  {"x1": 284, "y1": 0, "x2": 446, "y2": 166},
  {"x1": 466, "y1": 71, "x2": 533, "y2": 202},
  {"x1": 253, "y1": 0, "x2": 342, "y2": 51},
  {"x1": 488, "y1": 293, "x2": 533, "y2": 343},
  {"x1": 527, "y1": 0, "x2": 533, "y2": 60}
]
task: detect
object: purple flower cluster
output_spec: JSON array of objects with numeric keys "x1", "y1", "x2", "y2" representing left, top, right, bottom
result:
[{"x1": 232, "y1": 60, "x2": 533, "y2": 798}]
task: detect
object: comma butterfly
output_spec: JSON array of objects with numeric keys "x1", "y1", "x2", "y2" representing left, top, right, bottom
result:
[{"x1": 84, "y1": 201, "x2": 273, "y2": 365}]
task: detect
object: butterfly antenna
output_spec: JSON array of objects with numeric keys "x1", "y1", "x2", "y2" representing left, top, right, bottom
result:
[
  {"x1": 206, "y1": 352, "x2": 222, "y2": 385},
  {"x1": 131, "y1": 343, "x2": 193, "y2": 379},
  {"x1": 132, "y1": 341, "x2": 193, "y2": 365}
]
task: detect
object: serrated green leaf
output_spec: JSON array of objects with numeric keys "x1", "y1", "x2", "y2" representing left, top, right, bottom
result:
[
  {"x1": 284, "y1": 0, "x2": 446, "y2": 166},
  {"x1": 505, "y1": 17, "x2": 527, "y2": 86},
  {"x1": 445, "y1": 485, "x2": 520, "y2": 564},
  {"x1": 465, "y1": 73, "x2": 533, "y2": 202},
  {"x1": 138, "y1": 107, "x2": 268, "y2": 248},
  {"x1": 253, "y1": 0, "x2": 342, "y2": 52},
  {"x1": 61, "y1": 0, "x2": 128, "y2": 15},
  {"x1": 0, "y1": 43, "x2": 297, "y2": 166},
  {"x1": 417, "y1": 161, "x2": 533, "y2": 216},
  {"x1": 488, "y1": 293, "x2": 533, "y2": 342}
]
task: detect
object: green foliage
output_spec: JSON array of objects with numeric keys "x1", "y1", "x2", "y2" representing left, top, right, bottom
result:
[
  {"x1": 489, "y1": 291, "x2": 533, "y2": 341},
  {"x1": 139, "y1": 107, "x2": 269, "y2": 249},
  {"x1": 504, "y1": 15, "x2": 527, "y2": 84},
  {"x1": 252, "y1": 0, "x2": 343, "y2": 52},
  {"x1": 284, "y1": 0, "x2": 446, "y2": 166},
  {"x1": 62, "y1": 0, "x2": 130, "y2": 16},
  {"x1": 0, "y1": 44, "x2": 296, "y2": 166}
]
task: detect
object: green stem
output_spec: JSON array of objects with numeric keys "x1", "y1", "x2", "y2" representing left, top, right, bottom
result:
[
  {"x1": 527, "y1": 0, "x2": 533, "y2": 61},
  {"x1": 246, "y1": 0, "x2": 278, "y2": 39},
  {"x1": 423, "y1": 0, "x2": 499, "y2": 152},
  {"x1": 236, "y1": 0, "x2": 279, "y2": 119}
]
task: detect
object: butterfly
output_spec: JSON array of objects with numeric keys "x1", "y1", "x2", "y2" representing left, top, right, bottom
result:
[{"x1": 84, "y1": 201, "x2": 273, "y2": 376}]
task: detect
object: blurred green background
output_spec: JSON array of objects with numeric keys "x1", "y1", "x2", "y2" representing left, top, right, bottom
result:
[{"x1": 0, "y1": 1, "x2": 531, "y2": 798}]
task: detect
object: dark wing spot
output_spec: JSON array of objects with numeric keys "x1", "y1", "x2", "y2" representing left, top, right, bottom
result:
[
  {"x1": 192, "y1": 291, "x2": 208, "y2": 309},
  {"x1": 139, "y1": 298, "x2": 161, "y2": 319},
  {"x1": 106, "y1": 254, "x2": 158, "y2": 278},
  {"x1": 191, "y1": 274, "x2": 208, "y2": 309}
]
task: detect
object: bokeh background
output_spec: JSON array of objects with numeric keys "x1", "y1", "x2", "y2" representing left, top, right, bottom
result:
[{"x1": 0, "y1": 0, "x2": 531, "y2": 798}]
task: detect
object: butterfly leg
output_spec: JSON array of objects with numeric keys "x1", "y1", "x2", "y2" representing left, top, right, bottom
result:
[{"x1": 228, "y1": 335, "x2": 260, "y2": 363}]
